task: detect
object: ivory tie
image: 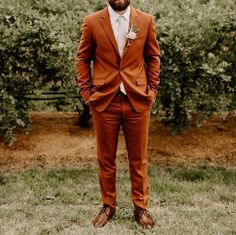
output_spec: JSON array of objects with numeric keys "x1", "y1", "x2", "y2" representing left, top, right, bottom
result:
[{"x1": 117, "y1": 15, "x2": 127, "y2": 95}]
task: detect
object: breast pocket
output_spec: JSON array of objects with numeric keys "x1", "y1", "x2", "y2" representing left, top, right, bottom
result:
[{"x1": 136, "y1": 34, "x2": 146, "y2": 40}]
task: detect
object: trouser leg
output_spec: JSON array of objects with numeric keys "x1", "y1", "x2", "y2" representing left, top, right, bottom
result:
[
  {"x1": 90, "y1": 98, "x2": 122, "y2": 208},
  {"x1": 121, "y1": 97, "x2": 151, "y2": 209}
]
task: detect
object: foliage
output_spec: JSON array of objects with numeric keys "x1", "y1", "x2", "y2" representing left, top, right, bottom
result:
[
  {"x1": 0, "y1": 0, "x2": 235, "y2": 143},
  {"x1": 0, "y1": 0, "x2": 85, "y2": 143},
  {"x1": 138, "y1": 0, "x2": 236, "y2": 133}
]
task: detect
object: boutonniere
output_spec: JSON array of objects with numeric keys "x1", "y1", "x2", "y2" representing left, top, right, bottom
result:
[{"x1": 125, "y1": 24, "x2": 139, "y2": 47}]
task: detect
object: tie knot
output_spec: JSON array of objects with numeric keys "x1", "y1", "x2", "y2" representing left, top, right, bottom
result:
[{"x1": 117, "y1": 15, "x2": 125, "y2": 23}]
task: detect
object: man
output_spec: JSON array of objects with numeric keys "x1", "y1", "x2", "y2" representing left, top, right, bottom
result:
[{"x1": 77, "y1": 0, "x2": 160, "y2": 229}]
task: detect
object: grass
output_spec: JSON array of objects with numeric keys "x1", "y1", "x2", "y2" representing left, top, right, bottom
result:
[{"x1": 0, "y1": 165, "x2": 235, "y2": 235}]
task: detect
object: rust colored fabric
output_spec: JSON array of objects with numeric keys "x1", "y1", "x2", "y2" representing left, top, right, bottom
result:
[
  {"x1": 76, "y1": 5, "x2": 161, "y2": 209},
  {"x1": 90, "y1": 95, "x2": 151, "y2": 208},
  {"x1": 77, "y1": 6, "x2": 160, "y2": 112}
]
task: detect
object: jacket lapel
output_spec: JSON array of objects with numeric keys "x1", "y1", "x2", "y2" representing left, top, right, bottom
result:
[
  {"x1": 122, "y1": 7, "x2": 138, "y2": 58},
  {"x1": 100, "y1": 6, "x2": 138, "y2": 58},
  {"x1": 100, "y1": 7, "x2": 120, "y2": 57}
]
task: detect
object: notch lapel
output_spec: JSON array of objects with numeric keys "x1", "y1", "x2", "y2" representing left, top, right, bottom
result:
[{"x1": 100, "y1": 7, "x2": 120, "y2": 57}]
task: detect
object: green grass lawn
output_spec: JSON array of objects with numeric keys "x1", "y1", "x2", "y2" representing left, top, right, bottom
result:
[{"x1": 0, "y1": 165, "x2": 235, "y2": 235}]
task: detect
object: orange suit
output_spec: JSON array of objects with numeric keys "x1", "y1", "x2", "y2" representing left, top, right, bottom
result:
[{"x1": 77, "y1": 6, "x2": 160, "y2": 209}]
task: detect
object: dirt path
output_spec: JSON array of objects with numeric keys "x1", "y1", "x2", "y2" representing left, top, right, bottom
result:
[{"x1": 0, "y1": 112, "x2": 235, "y2": 171}]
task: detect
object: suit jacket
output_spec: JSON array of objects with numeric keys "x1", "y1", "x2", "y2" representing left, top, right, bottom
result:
[{"x1": 77, "y1": 6, "x2": 161, "y2": 112}]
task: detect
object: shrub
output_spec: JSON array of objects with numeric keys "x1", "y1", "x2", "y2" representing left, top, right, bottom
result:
[
  {"x1": 0, "y1": 0, "x2": 86, "y2": 143},
  {"x1": 148, "y1": 0, "x2": 236, "y2": 133}
]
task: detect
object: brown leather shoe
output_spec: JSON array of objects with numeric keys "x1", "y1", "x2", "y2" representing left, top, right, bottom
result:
[
  {"x1": 134, "y1": 207, "x2": 154, "y2": 229},
  {"x1": 93, "y1": 205, "x2": 116, "y2": 228}
]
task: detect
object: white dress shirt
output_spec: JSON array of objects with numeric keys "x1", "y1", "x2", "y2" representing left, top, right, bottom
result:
[
  {"x1": 108, "y1": 4, "x2": 131, "y2": 44},
  {"x1": 108, "y1": 4, "x2": 131, "y2": 95}
]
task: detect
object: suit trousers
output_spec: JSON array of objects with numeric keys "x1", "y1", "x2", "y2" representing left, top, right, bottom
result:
[{"x1": 90, "y1": 94, "x2": 151, "y2": 209}]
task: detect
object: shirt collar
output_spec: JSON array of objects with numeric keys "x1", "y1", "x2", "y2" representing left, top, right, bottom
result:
[{"x1": 108, "y1": 4, "x2": 131, "y2": 22}]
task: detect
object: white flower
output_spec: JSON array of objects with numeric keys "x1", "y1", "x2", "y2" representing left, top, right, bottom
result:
[
  {"x1": 127, "y1": 31, "x2": 137, "y2": 40},
  {"x1": 125, "y1": 24, "x2": 139, "y2": 46}
]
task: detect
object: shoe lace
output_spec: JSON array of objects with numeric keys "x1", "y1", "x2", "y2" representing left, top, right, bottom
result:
[
  {"x1": 99, "y1": 205, "x2": 111, "y2": 215},
  {"x1": 136, "y1": 207, "x2": 148, "y2": 218}
]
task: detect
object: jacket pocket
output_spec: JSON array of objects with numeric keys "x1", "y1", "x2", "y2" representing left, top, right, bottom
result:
[
  {"x1": 136, "y1": 78, "x2": 147, "y2": 86},
  {"x1": 93, "y1": 79, "x2": 105, "y2": 86}
]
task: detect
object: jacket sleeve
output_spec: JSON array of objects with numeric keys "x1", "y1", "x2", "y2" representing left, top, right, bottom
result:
[
  {"x1": 144, "y1": 16, "x2": 161, "y2": 101},
  {"x1": 76, "y1": 16, "x2": 95, "y2": 102}
]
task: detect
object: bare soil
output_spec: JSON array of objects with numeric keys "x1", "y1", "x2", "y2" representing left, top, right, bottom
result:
[{"x1": 0, "y1": 112, "x2": 235, "y2": 171}]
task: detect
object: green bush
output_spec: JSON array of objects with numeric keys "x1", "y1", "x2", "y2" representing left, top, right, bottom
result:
[
  {"x1": 154, "y1": 0, "x2": 236, "y2": 133},
  {"x1": 0, "y1": 0, "x2": 235, "y2": 143},
  {"x1": 0, "y1": 0, "x2": 85, "y2": 143}
]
